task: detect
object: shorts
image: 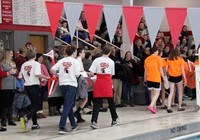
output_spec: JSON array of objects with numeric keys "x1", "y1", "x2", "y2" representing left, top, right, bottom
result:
[
  {"x1": 147, "y1": 81, "x2": 161, "y2": 90},
  {"x1": 76, "y1": 92, "x2": 88, "y2": 101},
  {"x1": 168, "y1": 75, "x2": 182, "y2": 83}
]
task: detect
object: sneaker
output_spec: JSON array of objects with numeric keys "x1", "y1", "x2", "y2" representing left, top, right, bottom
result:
[
  {"x1": 0, "y1": 127, "x2": 7, "y2": 132},
  {"x1": 31, "y1": 124, "x2": 40, "y2": 130},
  {"x1": 178, "y1": 108, "x2": 185, "y2": 111},
  {"x1": 71, "y1": 124, "x2": 79, "y2": 131},
  {"x1": 20, "y1": 117, "x2": 28, "y2": 131},
  {"x1": 58, "y1": 128, "x2": 69, "y2": 135},
  {"x1": 77, "y1": 118, "x2": 86, "y2": 123},
  {"x1": 167, "y1": 108, "x2": 173, "y2": 113},
  {"x1": 1, "y1": 119, "x2": 6, "y2": 127},
  {"x1": 147, "y1": 106, "x2": 156, "y2": 114},
  {"x1": 74, "y1": 112, "x2": 81, "y2": 120},
  {"x1": 153, "y1": 107, "x2": 158, "y2": 112},
  {"x1": 111, "y1": 118, "x2": 119, "y2": 127},
  {"x1": 90, "y1": 122, "x2": 99, "y2": 129},
  {"x1": 8, "y1": 120, "x2": 17, "y2": 126}
]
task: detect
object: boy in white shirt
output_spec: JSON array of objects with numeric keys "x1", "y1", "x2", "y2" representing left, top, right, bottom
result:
[
  {"x1": 89, "y1": 44, "x2": 119, "y2": 129},
  {"x1": 50, "y1": 46, "x2": 80, "y2": 135},
  {"x1": 19, "y1": 50, "x2": 50, "y2": 131}
]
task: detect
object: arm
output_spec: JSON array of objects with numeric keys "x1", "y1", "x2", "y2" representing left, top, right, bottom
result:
[
  {"x1": 181, "y1": 65, "x2": 187, "y2": 85},
  {"x1": 143, "y1": 68, "x2": 147, "y2": 86},
  {"x1": 50, "y1": 68, "x2": 58, "y2": 77},
  {"x1": 159, "y1": 67, "x2": 165, "y2": 81}
]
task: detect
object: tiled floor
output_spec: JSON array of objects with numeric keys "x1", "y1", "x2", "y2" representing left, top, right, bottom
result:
[{"x1": 1, "y1": 99, "x2": 200, "y2": 140}]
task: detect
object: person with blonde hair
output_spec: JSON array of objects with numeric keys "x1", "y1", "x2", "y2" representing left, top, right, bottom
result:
[{"x1": 1, "y1": 49, "x2": 18, "y2": 126}]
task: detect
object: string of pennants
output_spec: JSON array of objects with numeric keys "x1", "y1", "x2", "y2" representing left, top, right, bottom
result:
[{"x1": 45, "y1": 1, "x2": 200, "y2": 49}]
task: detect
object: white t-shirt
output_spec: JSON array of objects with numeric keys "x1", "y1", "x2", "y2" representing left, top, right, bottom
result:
[
  {"x1": 77, "y1": 57, "x2": 84, "y2": 72},
  {"x1": 89, "y1": 57, "x2": 115, "y2": 75},
  {"x1": 51, "y1": 56, "x2": 80, "y2": 87},
  {"x1": 19, "y1": 60, "x2": 41, "y2": 86}
]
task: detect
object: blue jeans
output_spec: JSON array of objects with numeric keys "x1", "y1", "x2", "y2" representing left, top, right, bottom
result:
[
  {"x1": 122, "y1": 81, "x2": 134, "y2": 102},
  {"x1": 59, "y1": 85, "x2": 76, "y2": 129}
]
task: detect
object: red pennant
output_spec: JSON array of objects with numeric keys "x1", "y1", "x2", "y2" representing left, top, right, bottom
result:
[
  {"x1": 84, "y1": 4, "x2": 103, "y2": 41},
  {"x1": 123, "y1": 6, "x2": 143, "y2": 44},
  {"x1": 45, "y1": 1, "x2": 63, "y2": 38},
  {"x1": 165, "y1": 8, "x2": 187, "y2": 48},
  {"x1": 48, "y1": 76, "x2": 58, "y2": 96}
]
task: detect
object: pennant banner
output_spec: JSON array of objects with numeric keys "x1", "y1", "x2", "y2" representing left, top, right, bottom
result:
[
  {"x1": 103, "y1": 5, "x2": 122, "y2": 42},
  {"x1": 165, "y1": 8, "x2": 187, "y2": 48},
  {"x1": 188, "y1": 8, "x2": 200, "y2": 49},
  {"x1": 43, "y1": 50, "x2": 54, "y2": 59},
  {"x1": 123, "y1": 6, "x2": 143, "y2": 44},
  {"x1": 84, "y1": 4, "x2": 103, "y2": 41},
  {"x1": 45, "y1": 1, "x2": 63, "y2": 38},
  {"x1": 144, "y1": 7, "x2": 165, "y2": 46},
  {"x1": 64, "y1": 2, "x2": 83, "y2": 39}
]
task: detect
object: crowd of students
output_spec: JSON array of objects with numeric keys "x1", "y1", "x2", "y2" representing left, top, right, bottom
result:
[{"x1": 0, "y1": 15, "x2": 199, "y2": 134}]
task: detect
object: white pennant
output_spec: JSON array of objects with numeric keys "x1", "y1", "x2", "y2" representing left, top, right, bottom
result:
[
  {"x1": 43, "y1": 50, "x2": 54, "y2": 59},
  {"x1": 144, "y1": 7, "x2": 165, "y2": 46},
  {"x1": 188, "y1": 8, "x2": 200, "y2": 49},
  {"x1": 103, "y1": 5, "x2": 122, "y2": 42},
  {"x1": 64, "y1": 2, "x2": 83, "y2": 39}
]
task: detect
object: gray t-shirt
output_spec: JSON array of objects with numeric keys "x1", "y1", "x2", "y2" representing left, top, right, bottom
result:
[{"x1": 1, "y1": 63, "x2": 16, "y2": 90}]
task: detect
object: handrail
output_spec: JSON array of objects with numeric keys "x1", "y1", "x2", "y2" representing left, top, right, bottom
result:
[
  {"x1": 58, "y1": 27, "x2": 97, "y2": 49},
  {"x1": 55, "y1": 36, "x2": 71, "y2": 46},
  {"x1": 60, "y1": 16, "x2": 141, "y2": 61},
  {"x1": 60, "y1": 16, "x2": 120, "y2": 50}
]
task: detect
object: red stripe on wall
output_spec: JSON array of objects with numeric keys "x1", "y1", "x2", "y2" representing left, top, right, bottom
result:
[{"x1": 0, "y1": 24, "x2": 51, "y2": 32}]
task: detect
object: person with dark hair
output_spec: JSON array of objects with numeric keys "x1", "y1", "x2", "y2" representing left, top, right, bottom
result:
[
  {"x1": 15, "y1": 47, "x2": 27, "y2": 71},
  {"x1": 77, "y1": 11, "x2": 90, "y2": 47},
  {"x1": 60, "y1": 21, "x2": 71, "y2": 44},
  {"x1": 83, "y1": 52, "x2": 92, "y2": 72},
  {"x1": 74, "y1": 47, "x2": 87, "y2": 123},
  {"x1": 19, "y1": 50, "x2": 50, "y2": 131},
  {"x1": 25, "y1": 42, "x2": 33, "y2": 51},
  {"x1": 144, "y1": 47, "x2": 166, "y2": 114},
  {"x1": 89, "y1": 44, "x2": 119, "y2": 129},
  {"x1": 166, "y1": 47, "x2": 187, "y2": 113},
  {"x1": 50, "y1": 46, "x2": 80, "y2": 135},
  {"x1": 35, "y1": 53, "x2": 50, "y2": 118}
]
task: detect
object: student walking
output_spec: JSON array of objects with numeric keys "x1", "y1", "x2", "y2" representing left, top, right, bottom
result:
[
  {"x1": 166, "y1": 47, "x2": 187, "y2": 113},
  {"x1": 89, "y1": 44, "x2": 119, "y2": 129},
  {"x1": 19, "y1": 50, "x2": 50, "y2": 131},
  {"x1": 144, "y1": 47, "x2": 166, "y2": 114},
  {"x1": 50, "y1": 46, "x2": 80, "y2": 135}
]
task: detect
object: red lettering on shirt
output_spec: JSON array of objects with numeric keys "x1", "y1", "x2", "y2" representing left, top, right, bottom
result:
[
  {"x1": 24, "y1": 65, "x2": 32, "y2": 71},
  {"x1": 100, "y1": 62, "x2": 109, "y2": 71},
  {"x1": 62, "y1": 62, "x2": 72, "y2": 71},
  {"x1": 24, "y1": 65, "x2": 32, "y2": 76}
]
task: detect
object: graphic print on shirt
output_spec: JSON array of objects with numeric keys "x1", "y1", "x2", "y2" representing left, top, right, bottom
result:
[
  {"x1": 62, "y1": 62, "x2": 72, "y2": 73},
  {"x1": 100, "y1": 62, "x2": 109, "y2": 73},
  {"x1": 24, "y1": 65, "x2": 32, "y2": 76}
]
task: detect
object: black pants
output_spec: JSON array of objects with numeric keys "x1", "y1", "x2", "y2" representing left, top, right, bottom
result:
[
  {"x1": 0, "y1": 90, "x2": 15, "y2": 121},
  {"x1": 91, "y1": 97, "x2": 118, "y2": 123},
  {"x1": 25, "y1": 85, "x2": 41, "y2": 125}
]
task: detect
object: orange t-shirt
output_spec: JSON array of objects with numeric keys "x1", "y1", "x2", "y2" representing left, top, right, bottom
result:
[
  {"x1": 144, "y1": 54, "x2": 164, "y2": 82},
  {"x1": 194, "y1": 60, "x2": 199, "y2": 65},
  {"x1": 166, "y1": 57, "x2": 185, "y2": 77}
]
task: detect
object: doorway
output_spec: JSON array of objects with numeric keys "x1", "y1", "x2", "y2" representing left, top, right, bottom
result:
[{"x1": 29, "y1": 35, "x2": 46, "y2": 54}]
